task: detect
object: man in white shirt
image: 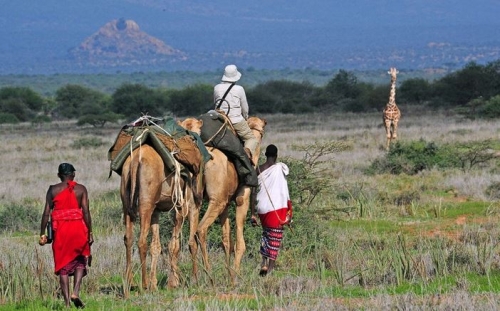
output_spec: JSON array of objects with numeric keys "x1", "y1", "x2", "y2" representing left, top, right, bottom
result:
[
  {"x1": 214, "y1": 64, "x2": 258, "y2": 163},
  {"x1": 250, "y1": 144, "x2": 292, "y2": 276}
]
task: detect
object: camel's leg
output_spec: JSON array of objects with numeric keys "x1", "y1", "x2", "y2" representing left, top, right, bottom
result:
[
  {"x1": 196, "y1": 199, "x2": 227, "y2": 274},
  {"x1": 167, "y1": 206, "x2": 184, "y2": 288},
  {"x1": 187, "y1": 194, "x2": 200, "y2": 284},
  {"x1": 149, "y1": 210, "x2": 161, "y2": 291},
  {"x1": 218, "y1": 207, "x2": 232, "y2": 281},
  {"x1": 138, "y1": 204, "x2": 154, "y2": 291},
  {"x1": 233, "y1": 187, "x2": 251, "y2": 278},
  {"x1": 123, "y1": 213, "x2": 134, "y2": 299}
]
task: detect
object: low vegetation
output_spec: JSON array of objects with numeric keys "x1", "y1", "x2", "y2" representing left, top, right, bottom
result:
[
  {"x1": 1, "y1": 110, "x2": 500, "y2": 310},
  {"x1": 2, "y1": 60, "x2": 500, "y2": 127}
]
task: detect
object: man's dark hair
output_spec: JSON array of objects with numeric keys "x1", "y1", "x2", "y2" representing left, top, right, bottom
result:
[
  {"x1": 58, "y1": 163, "x2": 76, "y2": 176},
  {"x1": 265, "y1": 144, "x2": 278, "y2": 157}
]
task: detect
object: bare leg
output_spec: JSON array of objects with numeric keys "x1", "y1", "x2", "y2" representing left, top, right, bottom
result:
[
  {"x1": 59, "y1": 274, "x2": 71, "y2": 308},
  {"x1": 71, "y1": 268, "x2": 84, "y2": 298},
  {"x1": 259, "y1": 256, "x2": 269, "y2": 276},
  {"x1": 267, "y1": 259, "x2": 276, "y2": 274}
]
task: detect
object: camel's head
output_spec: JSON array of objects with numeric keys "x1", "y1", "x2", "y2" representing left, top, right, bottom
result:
[
  {"x1": 247, "y1": 116, "x2": 267, "y2": 139},
  {"x1": 178, "y1": 118, "x2": 203, "y2": 135}
]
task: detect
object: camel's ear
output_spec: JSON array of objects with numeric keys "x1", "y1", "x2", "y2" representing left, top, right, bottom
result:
[
  {"x1": 198, "y1": 119, "x2": 203, "y2": 127},
  {"x1": 177, "y1": 119, "x2": 183, "y2": 126}
]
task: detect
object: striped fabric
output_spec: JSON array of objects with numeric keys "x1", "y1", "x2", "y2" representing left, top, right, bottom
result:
[{"x1": 260, "y1": 227, "x2": 284, "y2": 261}]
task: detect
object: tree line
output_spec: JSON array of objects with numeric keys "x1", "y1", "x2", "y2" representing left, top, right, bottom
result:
[{"x1": 1, "y1": 60, "x2": 500, "y2": 127}]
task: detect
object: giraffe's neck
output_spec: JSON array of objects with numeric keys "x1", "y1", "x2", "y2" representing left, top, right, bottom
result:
[{"x1": 387, "y1": 76, "x2": 397, "y2": 106}]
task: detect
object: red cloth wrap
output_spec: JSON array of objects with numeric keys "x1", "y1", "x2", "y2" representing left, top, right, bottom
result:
[{"x1": 51, "y1": 181, "x2": 90, "y2": 275}]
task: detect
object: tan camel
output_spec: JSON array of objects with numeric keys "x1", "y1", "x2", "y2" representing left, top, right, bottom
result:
[
  {"x1": 179, "y1": 116, "x2": 266, "y2": 284},
  {"x1": 120, "y1": 144, "x2": 199, "y2": 297},
  {"x1": 383, "y1": 67, "x2": 402, "y2": 150}
]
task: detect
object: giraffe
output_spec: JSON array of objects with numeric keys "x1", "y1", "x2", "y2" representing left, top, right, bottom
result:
[{"x1": 383, "y1": 67, "x2": 401, "y2": 150}]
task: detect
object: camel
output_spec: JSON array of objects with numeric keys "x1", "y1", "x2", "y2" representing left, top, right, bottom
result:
[
  {"x1": 179, "y1": 116, "x2": 266, "y2": 284},
  {"x1": 120, "y1": 144, "x2": 199, "y2": 297}
]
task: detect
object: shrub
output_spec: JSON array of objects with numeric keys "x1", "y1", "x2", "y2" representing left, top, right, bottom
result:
[
  {"x1": 31, "y1": 115, "x2": 52, "y2": 125},
  {"x1": 485, "y1": 182, "x2": 500, "y2": 200},
  {"x1": 368, "y1": 139, "x2": 496, "y2": 175},
  {"x1": 0, "y1": 202, "x2": 39, "y2": 233},
  {"x1": 70, "y1": 137, "x2": 105, "y2": 149},
  {"x1": 0, "y1": 112, "x2": 19, "y2": 124}
]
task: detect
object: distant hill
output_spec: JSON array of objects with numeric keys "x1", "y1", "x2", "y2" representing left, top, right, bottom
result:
[
  {"x1": 69, "y1": 18, "x2": 186, "y2": 67},
  {"x1": 0, "y1": 0, "x2": 499, "y2": 75}
]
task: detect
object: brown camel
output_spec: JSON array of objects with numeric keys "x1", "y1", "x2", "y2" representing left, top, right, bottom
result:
[
  {"x1": 120, "y1": 144, "x2": 199, "y2": 297},
  {"x1": 179, "y1": 116, "x2": 266, "y2": 284}
]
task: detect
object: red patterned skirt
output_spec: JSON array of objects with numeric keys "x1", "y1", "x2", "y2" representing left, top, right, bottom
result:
[{"x1": 260, "y1": 227, "x2": 284, "y2": 261}]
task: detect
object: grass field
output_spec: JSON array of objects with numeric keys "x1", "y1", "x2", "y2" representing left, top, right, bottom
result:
[{"x1": 1, "y1": 109, "x2": 500, "y2": 310}]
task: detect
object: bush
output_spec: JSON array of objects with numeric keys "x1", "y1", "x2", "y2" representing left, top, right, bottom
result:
[
  {"x1": 70, "y1": 137, "x2": 105, "y2": 149},
  {"x1": 0, "y1": 112, "x2": 19, "y2": 124},
  {"x1": 0, "y1": 201, "x2": 39, "y2": 233},
  {"x1": 31, "y1": 115, "x2": 52, "y2": 125},
  {"x1": 368, "y1": 139, "x2": 496, "y2": 175}
]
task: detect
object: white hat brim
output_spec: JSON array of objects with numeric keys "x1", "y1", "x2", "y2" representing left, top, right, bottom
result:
[{"x1": 222, "y1": 71, "x2": 241, "y2": 82}]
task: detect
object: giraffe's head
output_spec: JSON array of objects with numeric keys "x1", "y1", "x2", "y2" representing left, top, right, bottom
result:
[{"x1": 388, "y1": 67, "x2": 399, "y2": 81}]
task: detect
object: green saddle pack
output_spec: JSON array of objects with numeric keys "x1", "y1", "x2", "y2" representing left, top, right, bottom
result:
[{"x1": 108, "y1": 116, "x2": 210, "y2": 177}]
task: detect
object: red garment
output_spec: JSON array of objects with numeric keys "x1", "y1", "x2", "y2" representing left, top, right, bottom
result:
[
  {"x1": 51, "y1": 181, "x2": 90, "y2": 275},
  {"x1": 258, "y1": 207, "x2": 288, "y2": 228},
  {"x1": 258, "y1": 200, "x2": 293, "y2": 228}
]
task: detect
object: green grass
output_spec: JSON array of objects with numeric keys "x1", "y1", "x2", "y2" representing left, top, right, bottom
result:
[{"x1": 3, "y1": 113, "x2": 500, "y2": 309}]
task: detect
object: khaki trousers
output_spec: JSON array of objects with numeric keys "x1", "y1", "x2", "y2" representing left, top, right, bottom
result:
[{"x1": 233, "y1": 120, "x2": 258, "y2": 157}]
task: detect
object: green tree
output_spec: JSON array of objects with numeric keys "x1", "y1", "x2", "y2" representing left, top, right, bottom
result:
[
  {"x1": 399, "y1": 78, "x2": 431, "y2": 105},
  {"x1": 325, "y1": 70, "x2": 361, "y2": 100},
  {"x1": 432, "y1": 61, "x2": 499, "y2": 108},
  {"x1": 55, "y1": 84, "x2": 107, "y2": 119},
  {"x1": 111, "y1": 83, "x2": 166, "y2": 120},
  {"x1": 0, "y1": 87, "x2": 44, "y2": 121},
  {"x1": 248, "y1": 80, "x2": 317, "y2": 114},
  {"x1": 479, "y1": 95, "x2": 500, "y2": 119},
  {"x1": 167, "y1": 84, "x2": 212, "y2": 116}
]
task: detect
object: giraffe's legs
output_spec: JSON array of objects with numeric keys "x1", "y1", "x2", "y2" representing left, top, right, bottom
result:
[
  {"x1": 391, "y1": 120, "x2": 399, "y2": 140},
  {"x1": 384, "y1": 119, "x2": 392, "y2": 150}
]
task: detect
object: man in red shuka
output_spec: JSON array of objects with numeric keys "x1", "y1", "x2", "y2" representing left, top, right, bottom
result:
[{"x1": 39, "y1": 163, "x2": 93, "y2": 309}]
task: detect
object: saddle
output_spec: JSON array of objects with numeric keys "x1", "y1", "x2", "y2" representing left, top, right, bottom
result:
[
  {"x1": 198, "y1": 110, "x2": 258, "y2": 187},
  {"x1": 108, "y1": 116, "x2": 208, "y2": 175}
]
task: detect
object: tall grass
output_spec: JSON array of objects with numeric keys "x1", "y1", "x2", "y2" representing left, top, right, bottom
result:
[{"x1": 1, "y1": 111, "x2": 500, "y2": 309}]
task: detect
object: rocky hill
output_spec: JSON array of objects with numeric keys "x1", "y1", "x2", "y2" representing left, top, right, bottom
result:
[{"x1": 68, "y1": 18, "x2": 187, "y2": 66}]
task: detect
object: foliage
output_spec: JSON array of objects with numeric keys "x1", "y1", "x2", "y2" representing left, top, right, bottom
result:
[
  {"x1": 0, "y1": 201, "x2": 39, "y2": 233},
  {"x1": 31, "y1": 115, "x2": 52, "y2": 125},
  {"x1": 70, "y1": 137, "x2": 105, "y2": 149},
  {"x1": 54, "y1": 84, "x2": 108, "y2": 119},
  {"x1": 4, "y1": 61, "x2": 500, "y2": 121},
  {"x1": 0, "y1": 112, "x2": 19, "y2": 124},
  {"x1": 248, "y1": 80, "x2": 317, "y2": 114},
  {"x1": 166, "y1": 83, "x2": 213, "y2": 117},
  {"x1": 111, "y1": 83, "x2": 167, "y2": 120},
  {"x1": 0, "y1": 86, "x2": 44, "y2": 122},
  {"x1": 368, "y1": 139, "x2": 497, "y2": 175},
  {"x1": 286, "y1": 140, "x2": 352, "y2": 207},
  {"x1": 0, "y1": 86, "x2": 43, "y2": 109},
  {"x1": 399, "y1": 78, "x2": 432, "y2": 105},
  {"x1": 77, "y1": 112, "x2": 123, "y2": 127}
]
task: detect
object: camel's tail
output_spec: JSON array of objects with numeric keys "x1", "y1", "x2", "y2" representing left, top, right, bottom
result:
[{"x1": 127, "y1": 157, "x2": 141, "y2": 222}]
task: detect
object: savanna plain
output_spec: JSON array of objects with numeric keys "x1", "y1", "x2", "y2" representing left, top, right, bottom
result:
[{"x1": 1, "y1": 109, "x2": 500, "y2": 310}]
